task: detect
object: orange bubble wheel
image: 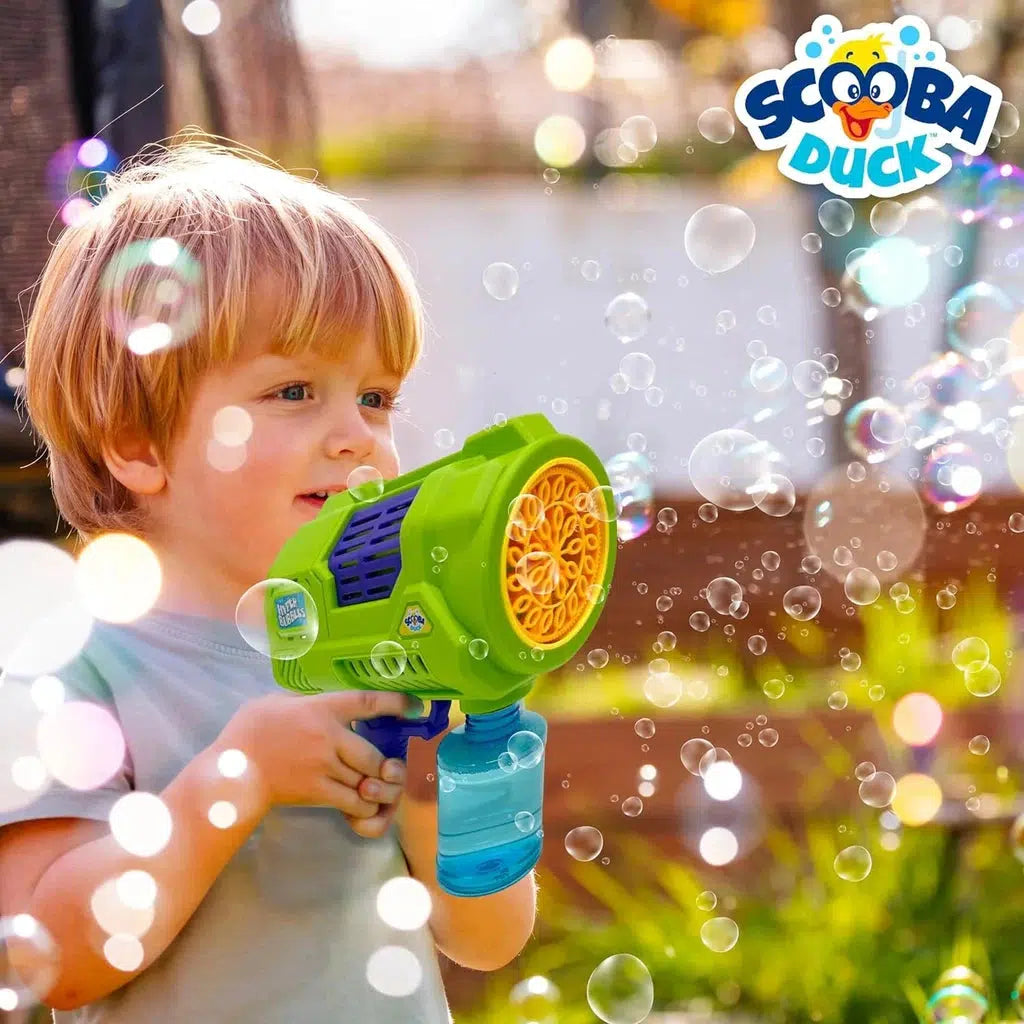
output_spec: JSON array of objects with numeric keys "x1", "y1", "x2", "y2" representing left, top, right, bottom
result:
[{"x1": 502, "y1": 458, "x2": 610, "y2": 647}]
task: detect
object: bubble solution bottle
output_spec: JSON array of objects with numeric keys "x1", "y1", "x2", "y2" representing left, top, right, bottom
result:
[{"x1": 435, "y1": 700, "x2": 547, "y2": 897}]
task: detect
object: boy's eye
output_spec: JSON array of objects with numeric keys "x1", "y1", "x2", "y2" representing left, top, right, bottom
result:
[{"x1": 276, "y1": 383, "x2": 309, "y2": 402}]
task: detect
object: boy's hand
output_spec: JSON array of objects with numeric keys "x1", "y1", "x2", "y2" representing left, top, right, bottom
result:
[
  {"x1": 217, "y1": 690, "x2": 417, "y2": 836},
  {"x1": 348, "y1": 757, "x2": 407, "y2": 839}
]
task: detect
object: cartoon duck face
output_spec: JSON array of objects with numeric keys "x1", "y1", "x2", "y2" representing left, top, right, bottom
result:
[{"x1": 819, "y1": 33, "x2": 908, "y2": 141}]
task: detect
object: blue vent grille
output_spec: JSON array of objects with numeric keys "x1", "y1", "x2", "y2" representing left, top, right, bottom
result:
[{"x1": 328, "y1": 485, "x2": 420, "y2": 607}]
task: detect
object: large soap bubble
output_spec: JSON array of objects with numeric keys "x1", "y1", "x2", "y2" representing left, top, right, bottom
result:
[
  {"x1": 684, "y1": 204, "x2": 756, "y2": 274},
  {"x1": 803, "y1": 465, "x2": 926, "y2": 585},
  {"x1": 236, "y1": 578, "x2": 319, "y2": 660},
  {"x1": 688, "y1": 429, "x2": 779, "y2": 511}
]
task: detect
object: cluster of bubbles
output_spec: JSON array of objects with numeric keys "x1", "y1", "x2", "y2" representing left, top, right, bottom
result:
[
  {"x1": 951, "y1": 635, "x2": 1001, "y2": 697},
  {"x1": 794, "y1": 157, "x2": 1024, "y2": 512}
]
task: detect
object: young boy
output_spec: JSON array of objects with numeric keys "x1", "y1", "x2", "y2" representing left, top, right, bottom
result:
[{"x1": 0, "y1": 135, "x2": 536, "y2": 1022}]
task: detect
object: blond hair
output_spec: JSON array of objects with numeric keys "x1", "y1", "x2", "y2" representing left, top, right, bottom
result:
[{"x1": 16, "y1": 130, "x2": 424, "y2": 542}]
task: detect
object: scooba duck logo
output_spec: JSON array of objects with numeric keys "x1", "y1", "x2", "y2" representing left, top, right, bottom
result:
[{"x1": 734, "y1": 15, "x2": 1002, "y2": 198}]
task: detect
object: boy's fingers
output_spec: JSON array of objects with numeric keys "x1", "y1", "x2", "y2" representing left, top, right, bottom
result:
[
  {"x1": 322, "y1": 778, "x2": 379, "y2": 818},
  {"x1": 358, "y1": 777, "x2": 404, "y2": 805},
  {"x1": 324, "y1": 690, "x2": 421, "y2": 724},
  {"x1": 346, "y1": 809, "x2": 395, "y2": 839}
]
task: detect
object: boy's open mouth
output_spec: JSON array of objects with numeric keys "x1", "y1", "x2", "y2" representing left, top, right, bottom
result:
[{"x1": 297, "y1": 487, "x2": 347, "y2": 512}]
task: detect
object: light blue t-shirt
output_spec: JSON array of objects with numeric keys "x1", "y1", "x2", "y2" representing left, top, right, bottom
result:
[{"x1": 0, "y1": 609, "x2": 452, "y2": 1024}]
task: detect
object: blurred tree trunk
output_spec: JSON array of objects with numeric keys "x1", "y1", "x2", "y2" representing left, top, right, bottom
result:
[{"x1": 161, "y1": 0, "x2": 320, "y2": 169}]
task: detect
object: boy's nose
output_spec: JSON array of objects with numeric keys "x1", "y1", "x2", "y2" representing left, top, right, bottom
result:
[{"x1": 323, "y1": 418, "x2": 376, "y2": 463}]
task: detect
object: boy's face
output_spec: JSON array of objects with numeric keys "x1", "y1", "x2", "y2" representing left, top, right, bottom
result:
[{"x1": 143, "y1": 313, "x2": 405, "y2": 613}]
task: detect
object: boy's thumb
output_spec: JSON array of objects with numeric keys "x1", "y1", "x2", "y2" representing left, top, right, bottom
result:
[{"x1": 324, "y1": 689, "x2": 423, "y2": 723}]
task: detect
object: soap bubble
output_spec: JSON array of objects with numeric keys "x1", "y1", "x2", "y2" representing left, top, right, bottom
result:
[
  {"x1": 48, "y1": 136, "x2": 121, "y2": 209},
  {"x1": 697, "y1": 107, "x2": 735, "y2": 143},
  {"x1": 0, "y1": 914, "x2": 61, "y2": 1014},
  {"x1": 684, "y1": 204, "x2": 756, "y2": 274},
  {"x1": 620, "y1": 115, "x2": 658, "y2": 152},
  {"x1": 515, "y1": 551, "x2": 560, "y2": 597},
  {"x1": 620, "y1": 351, "x2": 656, "y2": 389},
  {"x1": 818, "y1": 197, "x2": 854, "y2": 236},
  {"x1": 509, "y1": 731, "x2": 545, "y2": 768},
  {"x1": 347, "y1": 465, "x2": 385, "y2": 502},
  {"x1": 688, "y1": 429, "x2": 777, "y2": 511},
  {"x1": 783, "y1": 586, "x2": 821, "y2": 621},
  {"x1": 700, "y1": 917, "x2": 739, "y2": 952},
  {"x1": 870, "y1": 199, "x2": 906, "y2": 236},
  {"x1": 964, "y1": 664, "x2": 1001, "y2": 697},
  {"x1": 370, "y1": 639, "x2": 409, "y2": 680},
  {"x1": 978, "y1": 162, "x2": 1024, "y2": 230},
  {"x1": 236, "y1": 578, "x2": 319, "y2": 660},
  {"x1": 680, "y1": 738, "x2": 714, "y2": 775},
  {"x1": 508, "y1": 493, "x2": 545, "y2": 534},
  {"x1": 605, "y1": 292, "x2": 650, "y2": 343},
  {"x1": 792, "y1": 360, "x2": 829, "y2": 398},
  {"x1": 586, "y1": 954, "x2": 654, "y2": 1024},
  {"x1": 945, "y1": 280, "x2": 1014, "y2": 361},
  {"x1": 833, "y1": 845, "x2": 872, "y2": 880},
  {"x1": 748, "y1": 635, "x2": 767, "y2": 655},
  {"x1": 707, "y1": 577, "x2": 744, "y2": 615},
  {"x1": 482, "y1": 262, "x2": 519, "y2": 300},
  {"x1": 565, "y1": 825, "x2": 604, "y2": 861},
  {"x1": 689, "y1": 611, "x2": 710, "y2": 632},
  {"x1": 515, "y1": 811, "x2": 536, "y2": 833},
  {"x1": 996, "y1": 101, "x2": 1020, "y2": 136},
  {"x1": 750, "y1": 356, "x2": 788, "y2": 392},
  {"x1": 844, "y1": 567, "x2": 881, "y2": 606},
  {"x1": 761, "y1": 550, "x2": 780, "y2": 571},
  {"x1": 696, "y1": 890, "x2": 717, "y2": 911},
  {"x1": 952, "y1": 636, "x2": 990, "y2": 672},
  {"x1": 509, "y1": 975, "x2": 561, "y2": 1024},
  {"x1": 801, "y1": 232, "x2": 823, "y2": 253},
  {"x1": 859, "y1": 771, "x2": 896, "y2": 807},
  {"x1": 755, "y1": 474, "x2": 796, "y2": 517},
  {"x1": 940, "y1": 153, "x2": 996, "y2": 224},
  {"x1": 922, "y1": 442, "x2": 983, "y2": 512},
  {"x1": 968, "y1": 734, "x2": 990, "y2": 755},
  {"x1": 98, "y1": 236, "x2": 204, "y2": 354},
  {"x1": 604, "y1": 451, "x2": 654, "y2": 541},
  {"x1": 803, "y1": 464, "x2": 926, "y2": 587},
  {"x1": 843, "y1": 397, "x2": 905, "y2": 463}
]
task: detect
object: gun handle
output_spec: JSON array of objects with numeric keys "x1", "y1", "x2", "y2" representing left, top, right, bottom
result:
[{"x1": 353, "y1": 699, "x2": 452, "y2": 760}]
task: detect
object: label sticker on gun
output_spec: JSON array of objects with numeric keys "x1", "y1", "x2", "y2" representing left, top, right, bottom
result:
[
  {"x1": 399, "y1": 603, "x2": 432, "y2": 636},
  {"x1": 274, "y1": 591, "x2": 308, "y2": 630}
]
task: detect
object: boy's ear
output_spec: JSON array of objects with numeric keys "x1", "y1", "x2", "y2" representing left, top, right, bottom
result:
[{"x1": 102, "y1": 431, "x2": 167, "y2": 496}]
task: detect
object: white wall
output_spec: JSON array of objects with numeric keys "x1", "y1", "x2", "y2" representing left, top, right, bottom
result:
[{"x1": 343, "y1": 178, "x2": 1017, "y2": 496}]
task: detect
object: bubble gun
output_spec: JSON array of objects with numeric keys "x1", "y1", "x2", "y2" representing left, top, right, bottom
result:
[{"x1": 260, "y1": 413, "x2": 617, "y2": 896}]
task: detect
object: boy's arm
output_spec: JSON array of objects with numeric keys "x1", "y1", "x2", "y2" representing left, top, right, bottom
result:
[
  {"x1": 0, "y1": 733, "x2": 267, "y2": 1011},
  {"x1": 395, "y1": 796, "x2": 537, "y2": 973}
]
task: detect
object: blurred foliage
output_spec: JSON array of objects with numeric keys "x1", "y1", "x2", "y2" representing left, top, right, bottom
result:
[
  {"x1": 528, "y1": 572, "x2": 1017, "y2": 719},
  {"x1": 319, "y1": 130, "x2": 750, "y2": 181},
  {"x1": 456, "y1": 821, "x2": 1024, "y2": 1024},
  {"x1": 474, "y1": 574, "x2": 1024, "y2": 1024}
]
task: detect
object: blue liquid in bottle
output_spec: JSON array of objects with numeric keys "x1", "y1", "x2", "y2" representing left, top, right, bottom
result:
[{"x1": 436, "y1": 701, "x2": 547, "y2": 897}]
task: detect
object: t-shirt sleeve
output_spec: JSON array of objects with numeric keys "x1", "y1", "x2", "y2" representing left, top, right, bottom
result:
[{"x1": 0, "y1": 649, "x2": 134, "y2": 831}]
